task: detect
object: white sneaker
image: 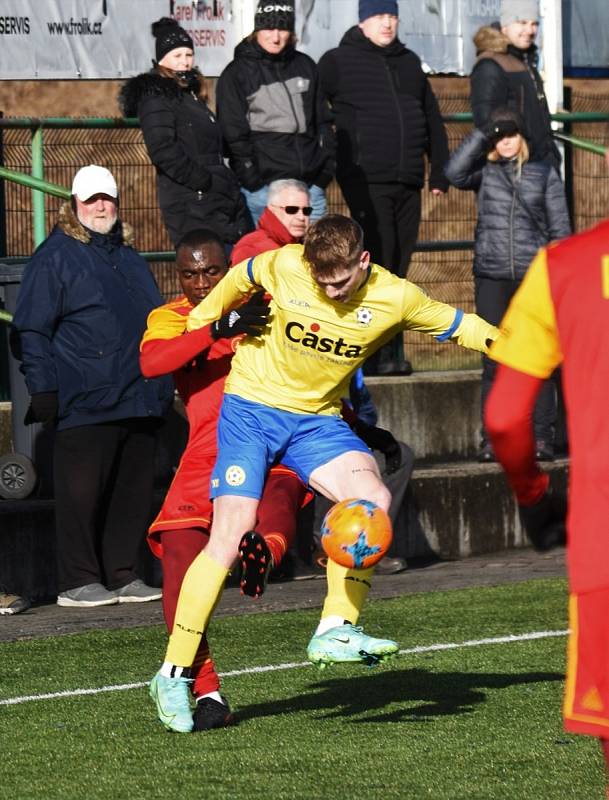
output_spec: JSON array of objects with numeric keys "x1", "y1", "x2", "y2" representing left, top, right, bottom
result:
[
  {"x1": 57, "y1": 583, "x2": 118, "y2": 608},
  {"x1": 115, "y1": 579, "x2": 162, "y2": 604}
]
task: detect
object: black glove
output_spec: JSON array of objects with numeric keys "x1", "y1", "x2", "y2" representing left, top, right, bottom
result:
[
  {"x1": 518, "y1": 485, "x2": 567, "y2": 551},
  {"x1": 211, "y1": 290, "x2": 270, "y2": 340},
  {"x1": 481, "y1": 118, "x2": 521, "y2": 143},
  {"x1": 354, "y1": 420, "x2": 402, "y2": 474},
  {"x1": 24, "y1": 391, "x2": 58, "y2": 426}
]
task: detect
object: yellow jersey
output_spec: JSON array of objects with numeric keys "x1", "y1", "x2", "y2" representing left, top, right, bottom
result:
[{"x1": 187, "y1": 244, "x2": 498, "y2": 415}]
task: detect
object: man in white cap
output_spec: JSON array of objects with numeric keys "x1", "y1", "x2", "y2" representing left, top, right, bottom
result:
[
  {"x1": 12, "y1": 165, "x2": 174, "y2": 608},
  {"x1": 470, "y1": 0, "x2": 561, "y2": 170}
]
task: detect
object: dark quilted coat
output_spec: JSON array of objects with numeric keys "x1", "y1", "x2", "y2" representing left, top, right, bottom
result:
[
  {"x1": 118, "y1": 69, "x2": 251, "y2": 245},
  {"x1": 445, "y1": 128, "x2": 571, "y2": 280},
  {"x1": 318, "y1": 26, "x2": 449, "y2": 189}
]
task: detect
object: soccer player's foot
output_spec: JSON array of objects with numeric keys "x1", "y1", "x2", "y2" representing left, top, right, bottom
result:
[
  {"x1": 193, "y1": 696, "x2": 236, "y2": 731},
  {"x1": 307, "y1": 624, "x2": 399, "y2": 669},
  {"x1": 238, "y1": 531, "x2": 273, "y2": 598},
  {"x1": 149, "y1": 670, "x2": 193, "y2": 733}
]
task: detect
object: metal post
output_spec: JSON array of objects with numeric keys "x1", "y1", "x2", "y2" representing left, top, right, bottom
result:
[
  {"x1": 541, "y1": 0, "x2": 565, "y2": 175},
  {"x1": 0, "y1": 112, "x2": 6, "y2": 259},
  {"x1": 31, "y1": 126, "x2": 45, "y2": 248}
]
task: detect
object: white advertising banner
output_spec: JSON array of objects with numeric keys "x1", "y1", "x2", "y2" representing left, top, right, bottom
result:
[
  {"x1": 3, "y1": 0, "x2": 596, "y2": 79},
  {"x1": 296, "y1": 0, "x2": 502, "y2": 75},
  {"x1": 0, "y1": 0, "x2": 238, "y2": 79}
]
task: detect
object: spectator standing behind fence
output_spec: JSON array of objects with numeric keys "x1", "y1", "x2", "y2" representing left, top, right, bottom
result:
[
  {"x1": 215, "y1": 3, "x2": 335, "y2": 226},
  {"x1": 118, "y1": 17, "x2": 251, "y2": 248},
  {"x1": 318, "y1": 0, "x2": 450, "y2": 376},
  {"x1": 232, "y1": 178, "x2": 414, "y2": 575},
  {"x1": 11, "y1": 165, "x2": 174, "y2": 608},
  {"x1": 470, "y1": 0, "x2": 561, "y2": 171},
  {"x1": 445, "y1": 109, "x2": 570, "y2": 462}
]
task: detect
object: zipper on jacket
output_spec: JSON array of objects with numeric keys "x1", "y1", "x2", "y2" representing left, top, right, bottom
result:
[
  {"x1": 508, "y1": 165, "x2": 516, "y2": 280},
  {"x1": 383, "y1": 59, "x2": 405, "y2": 177},
  {"x1": 277, "y1": 63, "x2": 305, "y2": 179}
]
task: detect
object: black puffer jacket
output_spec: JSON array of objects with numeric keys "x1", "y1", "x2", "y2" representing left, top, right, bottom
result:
[
  {"x1": 445, "y1": 129, "x2": 571, "y2": 280},
  {"x1": 470, "y1": 26, "x2": 560, "y2": 170},
  {"x1": 215, "y1": 38, "x2": 335, "y2": 191},
  {"x1": 318, "y1": 26, "x2": 449, "y2": 189},
  {"x1": 118, "y1": 69, "x2": 251, "y2": 245}
]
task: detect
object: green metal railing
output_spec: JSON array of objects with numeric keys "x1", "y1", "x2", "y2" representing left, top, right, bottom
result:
[{"x1": 1, "y1": 112, "x2": 607, "y2": 252}]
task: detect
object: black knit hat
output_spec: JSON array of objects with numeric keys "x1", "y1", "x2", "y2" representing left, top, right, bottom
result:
[
  {"x1": 152, "y1": 17, "x2": 194, "y2": 63},
  {"x1": 254, "y1": 3, "x2": 295, "y2": 32}
]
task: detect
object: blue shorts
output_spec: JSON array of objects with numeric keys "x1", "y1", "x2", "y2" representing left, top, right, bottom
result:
[{"x1": 210, "y1": 394, "x2": 370, "y2": 500}]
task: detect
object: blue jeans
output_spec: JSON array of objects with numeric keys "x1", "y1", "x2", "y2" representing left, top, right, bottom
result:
[{"x1": 241, "y1": 184, "x2": 327, "y2": 226}]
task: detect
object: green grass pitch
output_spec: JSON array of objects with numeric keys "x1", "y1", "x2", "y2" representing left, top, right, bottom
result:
[{"x1": 0, "y1": 578, "x2": 605, "y2": 799}]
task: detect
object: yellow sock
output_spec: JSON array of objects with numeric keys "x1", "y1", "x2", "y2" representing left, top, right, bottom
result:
[
  {"x1": 166, "y1": 551, "x2": 229, "y2": 667},
  {"x1": 321, "y1": 558, "x2": 374, "y2": 625}
]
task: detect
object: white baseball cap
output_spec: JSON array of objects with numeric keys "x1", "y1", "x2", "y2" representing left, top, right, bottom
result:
[{"x1": 71, "y1": 165, "x2": 118, "y2": 201}]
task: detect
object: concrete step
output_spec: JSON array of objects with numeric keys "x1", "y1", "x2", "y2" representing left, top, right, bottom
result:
[
  {"x1": 365, "y1": 370, "x2": 483, "y2": 462},
  {"x1": 405, "y1": 459, "x2": 568, "y2": 560},
  {"x1": 0, "y1": 373, "x2": 484, "y2": 465},
  {"x1": 0, "y1": 460, "x2": 568, "y2": 602}
]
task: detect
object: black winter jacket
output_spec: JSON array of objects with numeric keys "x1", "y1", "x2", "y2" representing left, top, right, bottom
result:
[
  {"x1": 470, "y1": 26, "x2": 561, "y2": 170},
  {"x1": 318, "y1": 26, "x2": 449, "y2": 189},
  {"x1": 118, "y1": 69, "x2": 251, "y2": 245},
  {"x1": 215, "y1": 38, "x2": 335, "y2": 191},
  {"x1": 445, "y1": 129, "x2": 571, "y2": 280},
  {"x1": 12, "y1": 204, "x2": 174, "y2": 431}
]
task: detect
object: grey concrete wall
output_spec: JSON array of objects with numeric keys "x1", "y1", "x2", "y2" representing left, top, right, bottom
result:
[
  {"x1": 406, "y1": 461, "x2": 568, "y2": 560},
  {"x1": 366, "y1": 370, "x2": 482, "y2": 462}
]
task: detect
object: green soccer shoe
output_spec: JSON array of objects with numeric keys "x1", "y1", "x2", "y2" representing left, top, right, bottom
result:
[
  {"x1": 149, "y1": 671, "x2": 194, "y2": 733},
  {"x1": 307, "y1": 624, "x2": 399, "y2": 668}
]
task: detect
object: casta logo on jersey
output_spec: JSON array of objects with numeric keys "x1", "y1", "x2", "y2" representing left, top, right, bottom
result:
[{"x1": 285, "y1": 321, "x2": 362, "y2": 358}]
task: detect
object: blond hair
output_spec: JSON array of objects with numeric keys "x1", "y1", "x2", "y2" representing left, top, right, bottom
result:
[{"x1": 487, "y1": 134, "x2": 529, "y2": 178}]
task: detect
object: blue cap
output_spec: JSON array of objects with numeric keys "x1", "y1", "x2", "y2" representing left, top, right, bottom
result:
[{"x1": 359, "y1": 0, "x2": 399, "y2": 22}]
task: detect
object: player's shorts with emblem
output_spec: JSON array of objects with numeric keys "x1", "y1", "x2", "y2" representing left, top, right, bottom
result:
[
  {"x1": 563, "y1": 588, "x2": 609, "y2": 738},
  {"x1": 211, "y1": 393, "x2": 370, "y2": 500}
]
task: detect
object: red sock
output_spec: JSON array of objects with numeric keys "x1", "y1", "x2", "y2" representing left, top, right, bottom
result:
[
  {"x1": 159, "y1": 527, "x2": 220, "y2": 695},
  {"x1": 159, "y1": 528, "x2": 208, "y2": 632},
  {"x1": 261, "y1": 531, "x2": 288, "y2": 566},
  {"x1": 192, "y1": 651, "x2": 221, "y2": 698},
  {"x1": 601, "y1": 738, "x2": 609, "y2": 774},
  {"x1": 256, "y1": 470, "x2": 307, "y2": 567}
]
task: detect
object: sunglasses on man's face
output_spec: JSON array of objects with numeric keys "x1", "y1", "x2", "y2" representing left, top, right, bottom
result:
[{"x1": 275, "y1": 205, "x2": 313, "y2": 216}]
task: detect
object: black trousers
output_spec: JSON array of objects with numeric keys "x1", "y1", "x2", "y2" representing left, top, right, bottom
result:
[
  {"x1": 475, "y1": 276, "x2": 556, "y2": 444},
  {"x1": 53, "y1": 419, "x2": 158, "y2": 593},
  {"x1": 341, "y1": 180, "x2": 421, "y2": 372},
  {"x1": 339, "y1": 180, "x2": 422, "y2": 277}
]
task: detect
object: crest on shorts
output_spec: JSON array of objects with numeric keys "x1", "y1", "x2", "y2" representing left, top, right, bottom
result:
[
  {"x1": 356, "y1": 307, "x2": 373, "y2": 326},
  {"x1": 225, "y1": 465, "x2": 246, "y2": 487}
]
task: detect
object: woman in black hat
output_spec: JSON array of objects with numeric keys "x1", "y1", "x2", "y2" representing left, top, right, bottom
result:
[
  {"x1": 445, "y1": 108, "x2": 571, "y2": 462},
  {"x1": 119, "y1": 18, "x2": 251, "y2": 247}
]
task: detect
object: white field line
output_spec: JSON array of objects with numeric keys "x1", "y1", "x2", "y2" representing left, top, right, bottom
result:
[{"x1": 0, "y1": 628, "x2": 568, "y2": 708}]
